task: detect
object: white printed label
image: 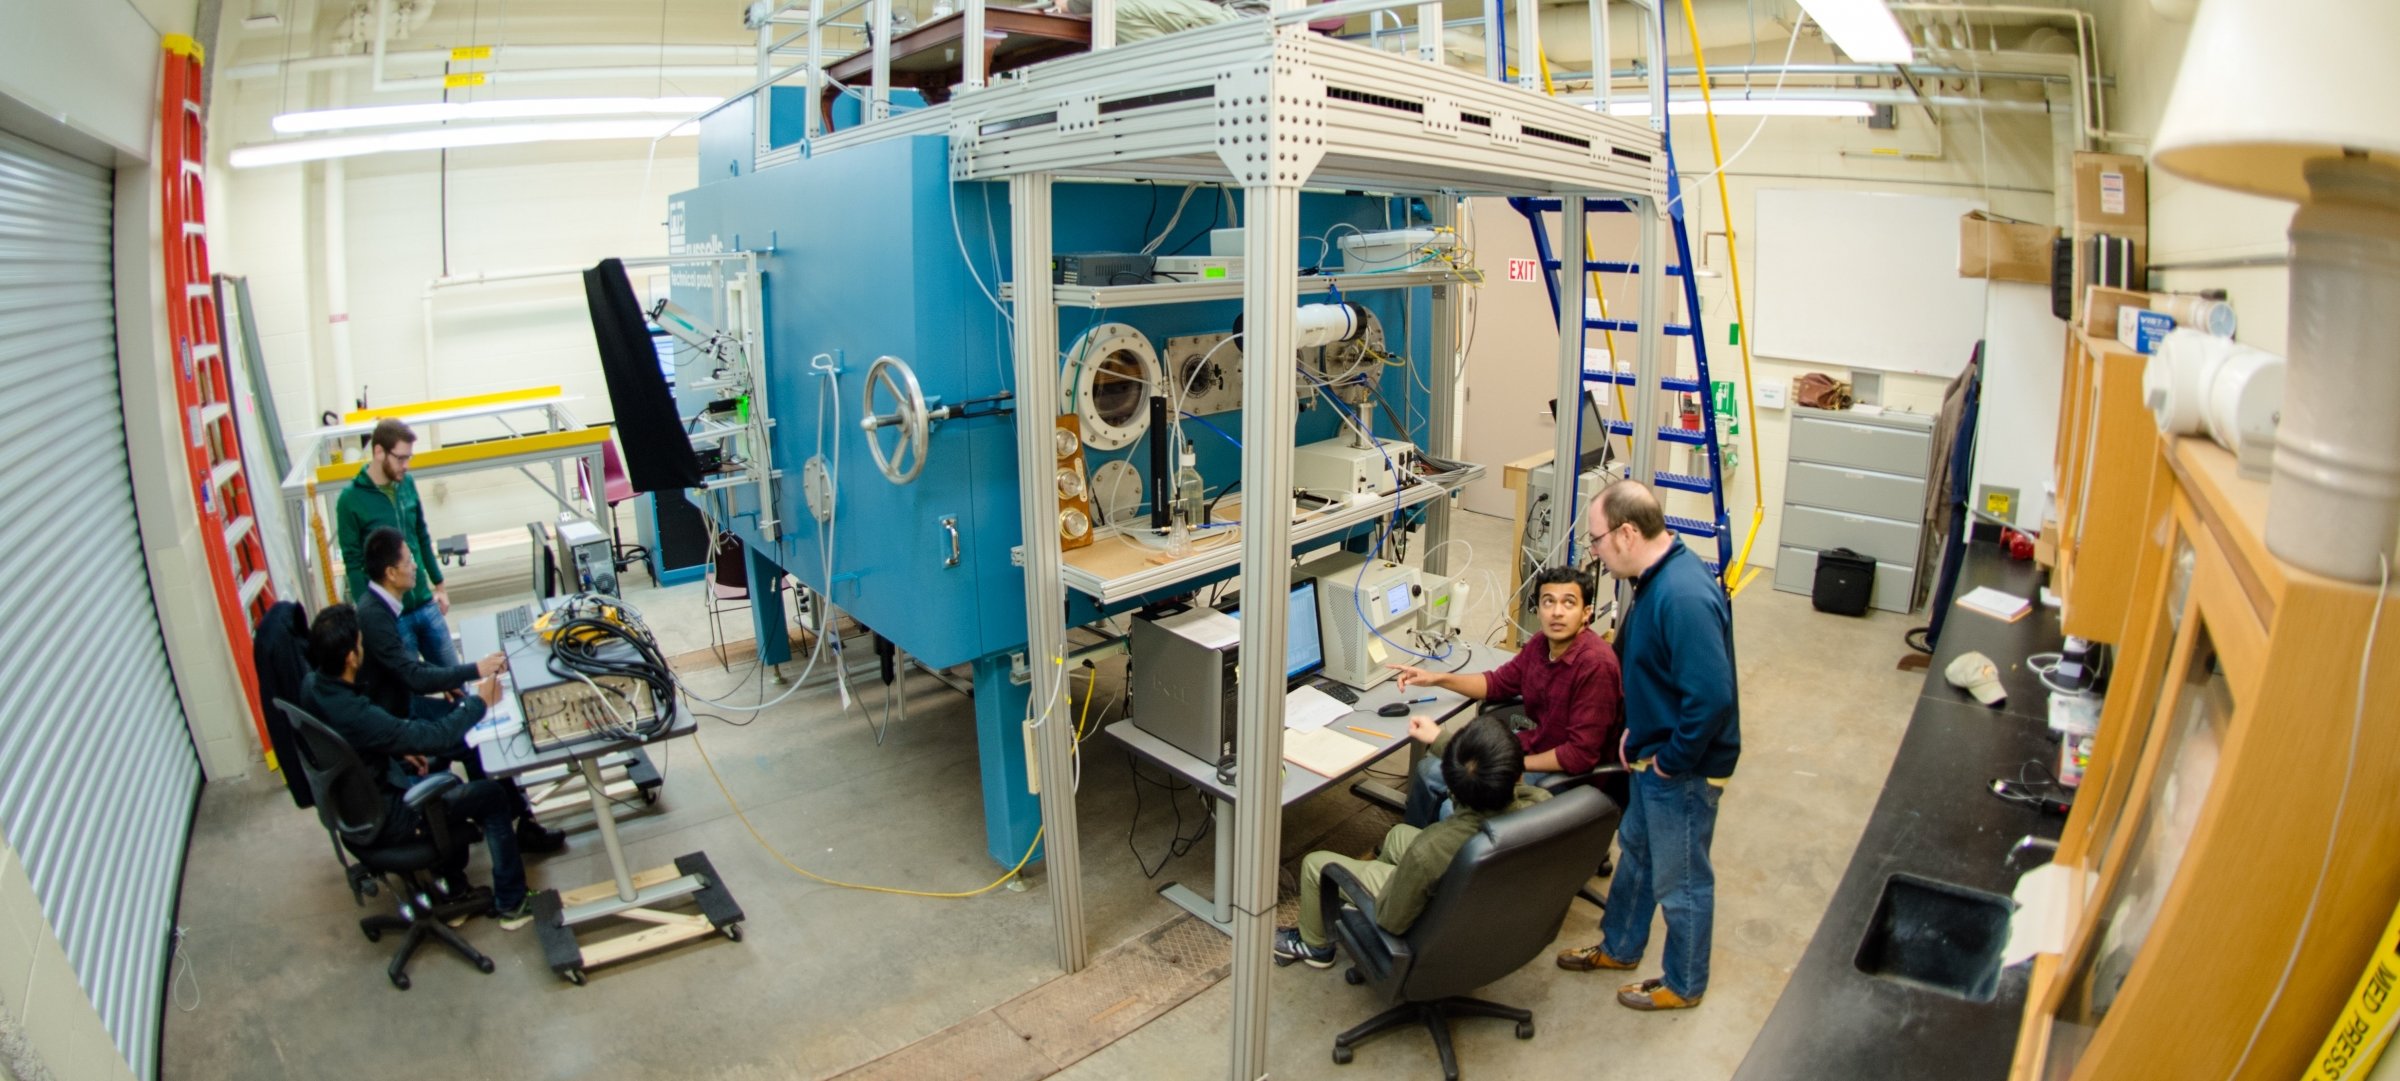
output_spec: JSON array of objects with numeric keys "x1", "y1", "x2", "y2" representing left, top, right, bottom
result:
[{"x1": 2100, "y1": 171, "x2": 2126, "y2": 215}]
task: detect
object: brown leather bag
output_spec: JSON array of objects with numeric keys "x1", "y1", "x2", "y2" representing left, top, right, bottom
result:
[{"x1": 1792, "y1": 372, "x2": 1854, "y2": 410}]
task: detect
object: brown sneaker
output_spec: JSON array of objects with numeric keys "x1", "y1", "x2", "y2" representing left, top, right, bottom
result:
[
  {"x1": 1556, "y1": 944, "x2": 1638, "y2": 972},
  {"x1": 1616, "y1": 978, "x2": 1702, "y2": 1011}
]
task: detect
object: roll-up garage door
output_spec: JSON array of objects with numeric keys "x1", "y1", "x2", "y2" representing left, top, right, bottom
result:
[{"x1": 0, "y1": 125, "x2": 201, "y2": 1079}]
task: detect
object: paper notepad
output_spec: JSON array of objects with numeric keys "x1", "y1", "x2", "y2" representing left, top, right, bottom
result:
[
  {"x1": 1957, "y1": 586, "x2": 2033, "y2": 622},
  {"x1": 1283, "y1": 726, "x2": 1381, "y2": 778},
  {"x1": 1283, "y1": 685, "x2": 1350, "y2": 732}
]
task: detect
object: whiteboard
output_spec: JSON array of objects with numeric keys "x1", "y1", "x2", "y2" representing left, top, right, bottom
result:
[{"x1": 1752, "y1": 188, "x2": 1989, "y2": 377}]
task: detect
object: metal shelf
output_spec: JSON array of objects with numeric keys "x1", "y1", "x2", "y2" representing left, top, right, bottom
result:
[
  {"x1": 1032, "y1": 465, "x2": 1481, "y2": 606},
  {"x1": 1000, "y1": 266, "x2": 1481, "y2": 310}
]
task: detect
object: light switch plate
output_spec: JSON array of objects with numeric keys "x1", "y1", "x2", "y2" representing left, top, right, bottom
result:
[{"x1": 1758, "y1": 382, "x2": 1787, "y2": 410}]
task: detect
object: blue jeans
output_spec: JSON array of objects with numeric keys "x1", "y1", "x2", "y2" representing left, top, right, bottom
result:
[
  {"x1": 395, "y1": 603, "x2": 459, "y2": 669},
  {"x1": 1601, "y1": 768, "x2": 1723, "y2": 1000},
  {"x1": 1405, "y1": 754, "x2": 1558, "y2": 826},
  {"x1": 441, "y1": 779, "x2": 529, "y2": 912}
]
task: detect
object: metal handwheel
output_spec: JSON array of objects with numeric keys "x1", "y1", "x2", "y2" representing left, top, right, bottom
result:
[{"x1": 860, "y1": 354, "x2": 930, "y2": 484}]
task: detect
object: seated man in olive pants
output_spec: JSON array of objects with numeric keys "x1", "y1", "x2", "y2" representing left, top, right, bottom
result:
[{"x1": 1273, "y1": 714, "x2": 1550, "y2": 968}]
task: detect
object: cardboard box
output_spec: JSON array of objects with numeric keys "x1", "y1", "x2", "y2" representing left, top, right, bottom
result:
[
  {"x1": 1959, "y1": 211, "x2": 2058, "y2": 284},
  {"x1": 2117, "y1": 307, "x2": 2175, "y2": 354},
  {"x1": 2080, "y1": 286, "x2": 2156, "y2": 339},
  {"x1": 2069, "y1": 152, "x2": 2149, "y2": 318}
]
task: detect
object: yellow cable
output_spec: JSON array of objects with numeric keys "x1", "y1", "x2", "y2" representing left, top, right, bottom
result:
[
  {"x1": 1538, "y1": 50, "x2": 1633, "y2": 462},
  {"x1": 1674, "y1": 0, "x2": 1769, "y2": 593},
  {"x1": 691, "y1": 724, "x2": 1043, "y2": 898},
  {"x1": 1075, "y1": 665, "x2": 1098, "y2": 742}
]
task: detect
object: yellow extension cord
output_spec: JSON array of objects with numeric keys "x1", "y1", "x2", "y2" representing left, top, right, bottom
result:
[{"x1": 682, "y1": 661, "x2": 1105, "y2": 900}]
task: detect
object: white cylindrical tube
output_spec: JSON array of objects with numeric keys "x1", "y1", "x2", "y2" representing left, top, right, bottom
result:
[
  {"x1": 1293, "y1": 302, "x2": 1364, "y2": 349},
  {"x1": 2267, "y1": 157, "x2": 2400, "y2": 582}
]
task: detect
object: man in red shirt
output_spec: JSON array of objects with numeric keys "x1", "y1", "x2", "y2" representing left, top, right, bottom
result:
[{"x1": 1390, "y1": 565, "x2": 1623, "y2": 826}]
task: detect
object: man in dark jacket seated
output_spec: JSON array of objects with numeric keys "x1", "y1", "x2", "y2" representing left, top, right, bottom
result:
[
  {"x1": 357, "y1": 526, "x2": 565, "y2": 857},
  {"x1": 1272, "y1": 714, "x2": 1551, "y2": 968},
  {"x1": 304, "y1": 603, "x2": 544, "y2": 929}
]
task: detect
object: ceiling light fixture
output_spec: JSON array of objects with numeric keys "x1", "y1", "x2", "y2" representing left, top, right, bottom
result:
[
  {"x1": 1603, "y1": 98, "x2": 1876, "y2": 118},
  {"x1": 271, "y1": 96, "x2": 722, "y2": 133},
  {"x1": 228, "y1": 118, "x2": 693, "y2": 168},
  {"x1": 1793, "y1": 0, "x2": 1915, "y2": 64}
]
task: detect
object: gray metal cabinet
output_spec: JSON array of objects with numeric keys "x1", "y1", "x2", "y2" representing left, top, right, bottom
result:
[{"x1": 1772, "y1": 406, "x2": 1934, "y2": 613}]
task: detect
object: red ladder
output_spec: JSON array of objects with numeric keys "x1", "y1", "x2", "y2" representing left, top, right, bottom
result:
[{"x1": 161, "y1": 36, "x2": 278, "y2": 764}]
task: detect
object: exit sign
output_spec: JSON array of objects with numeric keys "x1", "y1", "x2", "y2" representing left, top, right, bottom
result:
[{"x1": 1506, "y1": 258, "x2": 1539, "y2": 282}]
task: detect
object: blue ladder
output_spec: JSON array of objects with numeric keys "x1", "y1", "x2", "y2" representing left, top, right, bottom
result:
[{"x1": 1508, "y1": 145, "x2": 1733, "y2": 580}]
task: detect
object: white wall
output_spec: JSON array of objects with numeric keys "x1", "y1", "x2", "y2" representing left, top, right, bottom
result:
[{"x1": 211, "y1": 1, "x2": 746, "y2": 552}]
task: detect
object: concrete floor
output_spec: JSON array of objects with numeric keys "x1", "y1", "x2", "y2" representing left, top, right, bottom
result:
[{"x1": 162, "y1": 510, "x2": 1922, "y2": 1081}]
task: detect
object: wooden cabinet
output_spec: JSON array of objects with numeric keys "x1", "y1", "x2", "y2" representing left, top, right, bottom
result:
[
  {"x1": 2011, "y1": 435, "x2": 2400, "y2": 1080},
  {"x1": 2051, "y1": 329, "x2": 2167, "y2": 644}
]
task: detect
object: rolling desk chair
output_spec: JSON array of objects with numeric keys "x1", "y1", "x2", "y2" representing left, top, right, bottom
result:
[
  {"x1": 1322, "y1": 787, "x2": 1619, "y2": 1079},
  {"x1": 587, "y1": 435, "x2": 650, "y2": 583},
  {"x1": 1482, "y1": 699, "x2": 1628, "y2": 907},
  {"x1": 280, "y1": 700, "x2": 497, "y2": 990}
]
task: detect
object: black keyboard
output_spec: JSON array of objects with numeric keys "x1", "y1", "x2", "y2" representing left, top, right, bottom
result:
[
  {"x1": 497, "y1": 605, "x2": 535, "y2": 639},
  {"x1": 1312, "y1": 679, "x2": 1359, "y2": 705}
]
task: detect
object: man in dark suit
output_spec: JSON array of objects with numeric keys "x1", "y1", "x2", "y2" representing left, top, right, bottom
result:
[{"x1": 358, "y1": 526, "x2": 565, "y2": 858}]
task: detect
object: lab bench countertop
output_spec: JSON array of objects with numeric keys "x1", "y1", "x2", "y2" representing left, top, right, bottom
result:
[{"x1": 1735, "y1": 546, "x2": 2065, "y2": 1081}]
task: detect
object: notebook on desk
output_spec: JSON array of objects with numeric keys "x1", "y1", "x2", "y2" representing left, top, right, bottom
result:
[{"x1": 1283, "y1": 726, "x2": 1380, "y2": 778}]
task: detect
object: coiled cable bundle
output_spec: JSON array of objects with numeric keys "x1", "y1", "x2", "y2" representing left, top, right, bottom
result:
[{"x1": 543, "y1": 593, "x2": 678, "y2": 742}]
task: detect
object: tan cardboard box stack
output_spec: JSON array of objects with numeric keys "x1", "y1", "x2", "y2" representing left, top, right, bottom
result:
[
  {"x1": 2068, "y1": 152, "x2": 2148, "y2": 318},
  {"x1": 1958, "y1": 210, "x2": 2058, "y2": 284}
]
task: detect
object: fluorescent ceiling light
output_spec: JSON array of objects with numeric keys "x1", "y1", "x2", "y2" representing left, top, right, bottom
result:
[
  {"x1": 1604, "y1": 98, "x2": 1876, "y2": 117},
  {"x1": 273, "y1": 96, "x2": 721, "y2": 133},
  {"x1": 229, "y1": 118, "x2": 691, "y2": 168},
  {"x1": 1794, "y1": 0, "x2": 1914, "y2": 64}
]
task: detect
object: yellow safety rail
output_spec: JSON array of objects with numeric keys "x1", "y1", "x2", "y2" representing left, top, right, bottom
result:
[
  {"x1": 308, "y1": 426, "x2": 611, "y2": 487},
  {"x1": 340, "y1": 384, "x2": 566, "y2": 424}
]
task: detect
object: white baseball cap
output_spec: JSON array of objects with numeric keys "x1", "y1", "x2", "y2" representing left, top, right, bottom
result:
[{"x1": 1945, "y1": 651, "x2": 2006, "y2": 706}]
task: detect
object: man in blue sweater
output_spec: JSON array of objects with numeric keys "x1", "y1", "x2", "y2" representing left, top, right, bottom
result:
[{"x1": 1555, "y1": 480, "x2": 1740, "y2": 1012}]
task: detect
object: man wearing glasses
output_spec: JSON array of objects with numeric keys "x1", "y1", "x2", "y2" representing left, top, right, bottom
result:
[
  {"x1": 1554, "y1": 479, "x2": 1740, "y2": 1013},
  {"x1": 1388, "y1": 564, "x2": 1622, "y2": 828},
  {"x1": 335, "y1": 418, "x2": 459, "y2": 668}
]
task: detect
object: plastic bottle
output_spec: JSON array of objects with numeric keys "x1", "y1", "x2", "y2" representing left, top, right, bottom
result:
[{"x1": 1169, "y1": 445, "x2": 1204, "y2": 558}]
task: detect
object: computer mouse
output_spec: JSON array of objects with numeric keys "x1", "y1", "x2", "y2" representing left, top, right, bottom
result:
[{"x1": 1377, "y1": 702, "x2": 1410, "y2": 718}]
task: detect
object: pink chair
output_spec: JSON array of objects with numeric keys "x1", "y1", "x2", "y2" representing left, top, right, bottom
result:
[{"x1": 583, "y1": 432, "x2": 650, "y2": 582}]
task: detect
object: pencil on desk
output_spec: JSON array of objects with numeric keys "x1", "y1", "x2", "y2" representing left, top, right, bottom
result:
[{"x1": 1346, "y1": 725, "x2": 1391, "y2": 739}]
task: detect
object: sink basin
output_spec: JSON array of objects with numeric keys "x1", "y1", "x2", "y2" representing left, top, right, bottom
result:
[{"x1": 1853, "y1": 873, "x2": 2017, "y2": 1001}]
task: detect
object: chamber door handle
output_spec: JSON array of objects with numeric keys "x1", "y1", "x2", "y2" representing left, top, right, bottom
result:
[{"x1": 941, "y1": 516, "x2": 960, "y2": 568}]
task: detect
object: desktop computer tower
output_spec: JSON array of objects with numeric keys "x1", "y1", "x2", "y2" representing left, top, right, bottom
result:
[{"x1": 1129, "y1": 607, "x2": 1239, "y2": 764}]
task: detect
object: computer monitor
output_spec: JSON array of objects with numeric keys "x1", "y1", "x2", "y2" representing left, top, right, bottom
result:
[{"x1": 1229, "y1": 578, "x2": 1327, "y2": 683}]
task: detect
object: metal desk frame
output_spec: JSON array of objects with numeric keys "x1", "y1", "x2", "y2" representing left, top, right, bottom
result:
[{"x1": 1107, "y1": 643, "x2": 1490, "y2": 934}]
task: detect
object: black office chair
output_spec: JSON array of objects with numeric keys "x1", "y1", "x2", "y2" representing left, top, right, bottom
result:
[
  {"x1": 279, "y1": 699, "x2": 496, "y2": 990},
  {"x1": 1322, "y1": 787, "x2": 1621, "y2": 1079},
  {"x1": 1481, "y1": 699, "x2": 1627, "y2": 907}
]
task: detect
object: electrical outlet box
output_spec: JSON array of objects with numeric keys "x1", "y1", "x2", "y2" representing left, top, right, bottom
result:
[
  {"x1": 1979, "y1": 484, "x2": 2021, "y2": 524},
  {"x1": 1758, "y1": 382, "x2": 1787, "y2": 410}
]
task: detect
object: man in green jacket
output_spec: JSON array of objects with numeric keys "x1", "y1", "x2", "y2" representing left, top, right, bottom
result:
[
  {"x1": 336, "y1": 418, "x2": 456, "y2": 668},
  {"x1": 1274, "y1": 714, "x2": 1550, "y2": 968}
]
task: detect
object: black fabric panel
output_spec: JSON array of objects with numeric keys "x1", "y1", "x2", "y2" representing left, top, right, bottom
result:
[{"x1": 582, "y1": 258, "x2": 703, "y2": 493}]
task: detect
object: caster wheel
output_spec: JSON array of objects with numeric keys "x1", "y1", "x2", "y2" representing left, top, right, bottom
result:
[
  {"x1": 476, "y1": 956, "x2": 496, "y2": 974},
  {"x1": 390, "y1": 972, "x2": 410, "y2": 991},
  {"x1": 1332, "y1": 1047, "x2": 1353, "y2": 1065},
  {"x1": 563, "y1": 968, "x2": 587, "y2": 986},
  {"x1": 722, "y1": 923, "x2": 743, "y2": 942},
  {"x1": 1515, "y1": 1020, "x2": 1535, "y2": 1040},
  {"x1": 363, "y1": 928, "x2": 382, "y2": 943},
  {"x1": 1343, "y1": 968, "x2": 1364, "y2": 986}
]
